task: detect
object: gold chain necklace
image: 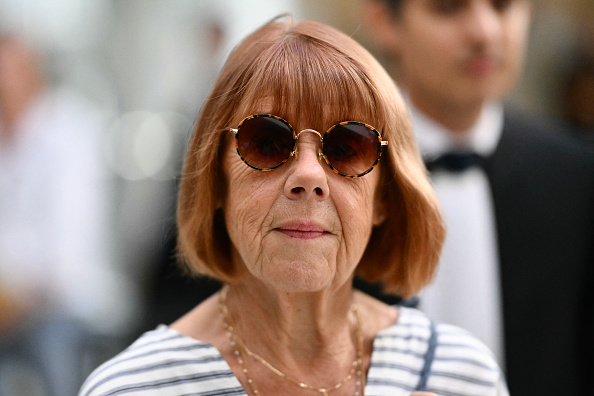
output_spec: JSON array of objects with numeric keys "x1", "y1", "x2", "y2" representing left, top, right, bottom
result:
[{"x1": 219, "y1": 285, "x2": 365, "y2": 396}]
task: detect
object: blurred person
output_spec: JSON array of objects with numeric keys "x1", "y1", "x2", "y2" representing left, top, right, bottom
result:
[
  {"x1": 80, "y1": 17, "x2": 508, "y2": 396},
  {"x1": 363, "y1": 0, "x2": 594, "y2": 395},
  {"x1": 0, "y1": 35, "x2": 136, "y2": 395}
]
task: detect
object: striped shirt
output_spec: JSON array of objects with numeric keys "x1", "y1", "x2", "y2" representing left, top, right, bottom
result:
[{"x1": 80, "y1": 307, "x2": 508, "y2": 396}]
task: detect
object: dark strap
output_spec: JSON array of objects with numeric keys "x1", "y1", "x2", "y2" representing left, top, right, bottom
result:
[{"x1": 416, "y1": 319, "x2": 438, "y2": 391}]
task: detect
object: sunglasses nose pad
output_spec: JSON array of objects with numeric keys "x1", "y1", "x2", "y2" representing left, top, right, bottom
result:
[{"x1": 292, "y1": 148, "x2": 324, "y2": 161}]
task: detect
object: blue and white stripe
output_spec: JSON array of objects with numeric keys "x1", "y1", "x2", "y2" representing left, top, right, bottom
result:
[
  {"x1": 80, "y1": 325, "x2": 245, "y2": 396},
  {"x1": 80, "y1": 307, "x2": 508, "y2": 396},
  {"x1": 366, "y1": 307, "x2": 507, "y2": 396}
]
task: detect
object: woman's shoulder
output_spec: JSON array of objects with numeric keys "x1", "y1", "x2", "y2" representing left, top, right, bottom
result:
[
  {"x1": 389, "y1": 307, "x2": 498, "y2": 352},
  {"x1": 78, "y1": 325, "x2": 238, "y2": 396},
  {"x1": 370, "y1": 307, "x2": 508, "y2": 395}
]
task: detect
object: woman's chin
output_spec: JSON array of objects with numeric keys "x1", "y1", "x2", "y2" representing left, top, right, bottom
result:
[{"x1": 260, "y1": 260, "x2": 335, "y2": 293}]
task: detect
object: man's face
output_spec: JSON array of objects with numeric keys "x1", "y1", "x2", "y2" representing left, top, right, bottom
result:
[{"x1": 395, "y1": 0, "x2": 531, "y2": 111}]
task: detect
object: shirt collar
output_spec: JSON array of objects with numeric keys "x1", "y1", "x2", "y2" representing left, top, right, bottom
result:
[{"x1": 405, "y1": 95, "x2": 504, "y2": 161}]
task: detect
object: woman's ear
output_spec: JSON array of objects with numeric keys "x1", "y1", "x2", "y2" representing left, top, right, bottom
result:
[
  {"x1": 361, "y1": 0, "x2": 403, "y2": 56},
  {"x1": 373, "y1": 196, "x2": 387, "y2": 226},
  {"x1": 215, "y1": 194, "x2": 224, "y2": 210},
  {"x1": 215, "y1": 190, "x2": 227, "y2": 211}
]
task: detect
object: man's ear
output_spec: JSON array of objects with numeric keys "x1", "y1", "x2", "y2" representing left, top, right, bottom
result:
[{"x1": 361, "y1": 0, "x2": 403, "y2": 56}]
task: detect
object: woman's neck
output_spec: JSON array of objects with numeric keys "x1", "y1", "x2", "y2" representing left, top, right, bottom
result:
[
  {"x1": 220, "y1": 281, "x2": 366, "y2": 395},
  {"x1": 171, "y1": 280, "x2": 398, "y2": 395},
  {"x1": 225, "y1": 281, "x2": 358, "y2": 364}
]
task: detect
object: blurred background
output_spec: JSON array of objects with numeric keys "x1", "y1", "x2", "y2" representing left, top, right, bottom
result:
[{"x1": 0, "y1": 0, "x2": 592, "y2": 395}]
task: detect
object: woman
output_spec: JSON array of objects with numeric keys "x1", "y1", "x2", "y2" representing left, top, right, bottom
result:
[{"x1": 80, "y1": 17, "x2": 508, "y2": 396}]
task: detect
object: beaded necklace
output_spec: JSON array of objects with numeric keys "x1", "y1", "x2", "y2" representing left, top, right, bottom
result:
[{"x1": 219, "y1": 285, "x2": 365, "y2": 396}]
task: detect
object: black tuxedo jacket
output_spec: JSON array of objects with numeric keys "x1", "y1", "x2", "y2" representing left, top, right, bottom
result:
[{"x1": 482, "y1": 111, "x2": 594, "y2": 395}]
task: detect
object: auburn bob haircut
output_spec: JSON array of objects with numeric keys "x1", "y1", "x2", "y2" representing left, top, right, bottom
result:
[{"x1": 176, "y1": 16, "x2": 444, "y2": 297}]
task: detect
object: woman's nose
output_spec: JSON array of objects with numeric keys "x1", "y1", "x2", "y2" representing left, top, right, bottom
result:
[{"x1": 284, "y1": 131, "x2": 329, "y2": 200}]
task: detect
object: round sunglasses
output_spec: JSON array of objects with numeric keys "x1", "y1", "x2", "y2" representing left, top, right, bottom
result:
[{"x1": 228, "y1": 114, "x2": 388, "y2": 178}]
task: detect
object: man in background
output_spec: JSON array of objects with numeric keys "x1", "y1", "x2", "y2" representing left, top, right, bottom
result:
[{"x1": 363, "y1": 1, "x2": 594, "y2": 395}]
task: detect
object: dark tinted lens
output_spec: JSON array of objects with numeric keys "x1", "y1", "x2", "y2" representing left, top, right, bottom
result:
[
  {"x1": 236, "y1": 116, "x2": 295, "y2": 170},
  {"x1": 323, "y1": 123, "x2": 381, "y2": 176}
]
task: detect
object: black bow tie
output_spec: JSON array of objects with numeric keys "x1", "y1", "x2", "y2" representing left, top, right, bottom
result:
[{"x1": 424, "y1": 152, "x2": 484, "y2": 173}]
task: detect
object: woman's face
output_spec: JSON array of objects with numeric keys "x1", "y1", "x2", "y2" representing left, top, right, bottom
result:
[{"x1": 222, "y1": 115, "x2": 383, "y2": 293}]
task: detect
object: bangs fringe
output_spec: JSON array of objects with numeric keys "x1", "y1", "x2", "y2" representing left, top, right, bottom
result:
[{"x1": 237, "y1": 33, "x2": 381, "y2": 129}]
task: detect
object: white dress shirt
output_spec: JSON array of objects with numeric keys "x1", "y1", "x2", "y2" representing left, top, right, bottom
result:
[{"x1": 408, "y1": 99, "x2": 506, "y2": 367}]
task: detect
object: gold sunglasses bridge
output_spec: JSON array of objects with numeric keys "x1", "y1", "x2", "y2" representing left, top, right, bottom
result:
[{"x1": 292, "y1": 129, "x2": 324, "y2": 160}]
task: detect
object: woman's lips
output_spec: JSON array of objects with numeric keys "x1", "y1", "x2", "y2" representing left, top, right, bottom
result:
[{"x1": 274, "y1": 223, "x2": 329, "y2": 240}]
